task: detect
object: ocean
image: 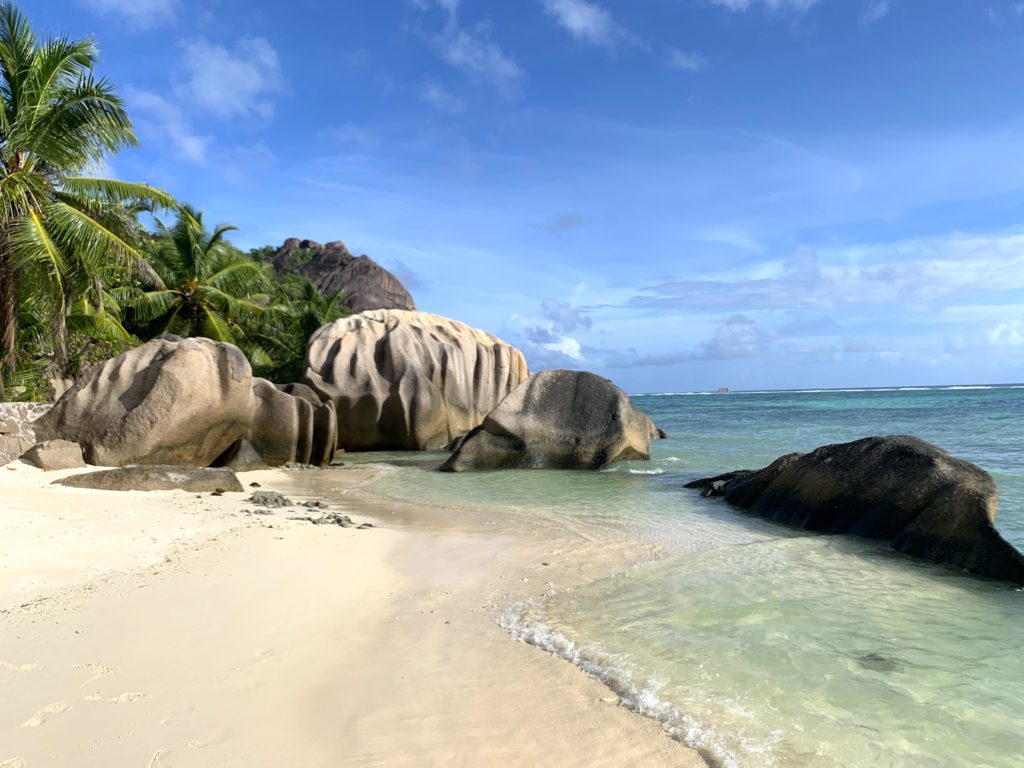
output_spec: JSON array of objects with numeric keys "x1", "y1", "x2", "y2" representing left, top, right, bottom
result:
[{"x1": 344, "y1": 385, "x2": 1024, "y2": 768}]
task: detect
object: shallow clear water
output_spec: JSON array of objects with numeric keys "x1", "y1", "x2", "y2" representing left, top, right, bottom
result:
[{"x1": 350, "y1": 385, "x2": 1024, "y2": 768}]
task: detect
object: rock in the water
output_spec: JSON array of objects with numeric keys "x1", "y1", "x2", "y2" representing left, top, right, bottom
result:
[
  {"x1": 21, "y1": 440, "x2": 86, "y2": 471},
  {"x1": 440, "y1": 370, "x2": 654, "y2": 471},
  {"x1": 35, "y1": 336, "x2": 255, "y2": 468},
  {"x1": 303, "y1": 310, "x2": 529, "y2": 450},
  {"x1": 269, "y1": 238, "x2": 416, "y2": 313},
  {"x1": 247, "y1": 378, "x2": 337, "y2": 467},
  {"x1": 55, "y1": 466, "x2": 243, "y2": 493},
  {"x1": 684, "y1": 435, "x2": 1024, "y2": 585}
]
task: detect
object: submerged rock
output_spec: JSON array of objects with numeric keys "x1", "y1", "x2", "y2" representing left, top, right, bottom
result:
[
  {"x1": 685, "y1": 435, "x2": 1024, "y2": 585},
  {"x1": 55, "y1": 466, "x2": 244, "y2": 493},
  {"x1": 303, "y1": 309, "x2": 529, "y2": 450},
  {"x1": 440, "y1": 370, "x2": 654, "y2": 471}
]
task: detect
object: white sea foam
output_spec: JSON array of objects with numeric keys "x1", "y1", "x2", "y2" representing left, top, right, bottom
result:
[{"x1": 499, "y1": 600, "x2": 756, "y2": 768}]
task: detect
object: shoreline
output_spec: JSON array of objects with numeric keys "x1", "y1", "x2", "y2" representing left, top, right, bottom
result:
[{"x1": 0, "y1": 461, "x2": 706, "y2": 767}]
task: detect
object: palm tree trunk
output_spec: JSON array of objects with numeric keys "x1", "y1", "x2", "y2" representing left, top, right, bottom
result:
[{"x1": 0, "y1": 239, "x2": 19, "y2": 395}]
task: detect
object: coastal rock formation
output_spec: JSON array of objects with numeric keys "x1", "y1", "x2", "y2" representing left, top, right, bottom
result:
[
  {"x1": 35, "y1": 336, "x2": 255, "y2": 468},
  {"x1": 247, "y1": 378, "x2": 338, "y2": 467},
  {"x1": 21, "y1": 439, "x2": 86, "y2": 471},
  {"x1": 55, "y1": 466, "x2": 244, "y2": 493},
  {"x1": 303, "y1": 309, "x2": 529, "y2": 450},
  {"x1": 270, "y1": 238, "x2": 416, "y2": 313},
  {"x1": 685, "y1": 435, "x2": 1024, "y2": 585},
  {"x1": 440, "y1": 370, "x2": 654, "y2": 471}
]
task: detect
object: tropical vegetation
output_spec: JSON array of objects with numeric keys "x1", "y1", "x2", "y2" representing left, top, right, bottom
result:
[{"x1": 0, "y1": 2, "x2": 347, "y2": 400}]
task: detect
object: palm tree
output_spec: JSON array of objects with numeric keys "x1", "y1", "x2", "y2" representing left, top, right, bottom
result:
[
  {"x1": 0, "y1": 2, "x2": 174, "y2": 394},
  {"x1": 126, "y1": 205, "x2": 277, "y2": 354}
]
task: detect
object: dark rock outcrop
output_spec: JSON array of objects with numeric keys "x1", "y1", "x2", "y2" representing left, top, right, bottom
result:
[
  {"x1": 685, "y1": 435, "x2": 1024, "y2": 585},
  {"x1": 440, "y1": 370, "x2": 654, "y2": 472},
  {"x1": 55, "y1": 466, "x2": 243, "y2": 493},
  {"x1": 22, "y1": 440, "x2": 86, "y2": 471},
  {"x1": 35, "y1": 336, "x2": 255, "y2": 468},
  {"x1": 269, "y1": 238, "x2": 416, "y2": 313},
  {"x1": 303, "y1": 309, "x2": 529, "y2": 451}
]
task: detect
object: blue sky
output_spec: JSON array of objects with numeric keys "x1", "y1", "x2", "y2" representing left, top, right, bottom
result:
[{"x1": 26, "y1": 0, "x2": 1024, "y2": 391}]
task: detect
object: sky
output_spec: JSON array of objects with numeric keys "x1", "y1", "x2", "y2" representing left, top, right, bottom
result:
[{"x1": 25, "y1": 0, "x2": 1024, "y2": 392}]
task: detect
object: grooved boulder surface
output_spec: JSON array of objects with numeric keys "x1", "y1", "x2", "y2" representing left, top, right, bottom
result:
[
  {"x1": 35, "y1": 336, "x2": 254, "y2": 468},
  {"x1": 303, "y1": 310, "x2": 529, "y2": 450}
]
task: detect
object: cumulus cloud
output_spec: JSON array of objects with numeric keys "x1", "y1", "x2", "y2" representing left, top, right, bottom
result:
[
  {"x1": 421, "y1": 81, "x2": 467, "y2": 113},
  {"x1": 987, "y1": 321, "x2": 1024, "y2": 347},
  {"x1": 179, "y1": 37, "x2": 282, "y2": 120},
  {"x1": 542, "y1": 298, "x2": 593, "y2": 333},
  {"x1": 76, "y1": 0, "x2": 176, "y2": 29},
  {"x1": 540, "y1": 0, "x2": 633, "y2": 46},
  {"x1": 697, "y1": 314, "x2": 775, "y2": 359},
  {"x1": 124, "y1": 87, "x2": 211, "y2": 164},
  {"x1": 667, "y1": 48, "x2": 706, "y2": 72}
]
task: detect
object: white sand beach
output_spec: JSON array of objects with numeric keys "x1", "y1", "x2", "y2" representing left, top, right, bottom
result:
[{"x1": 0, "y1": 462, "x2": 706, "y2": 768}]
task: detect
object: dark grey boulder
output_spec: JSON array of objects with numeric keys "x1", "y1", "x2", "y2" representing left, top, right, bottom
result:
[
  {"x1": 269, "y1": 239, "x2": 416, "y2": 313},
  {"x1": 54, "y1": 466, "x2": 243, "y2": 493},
  {"x1": 22, "y1": 440, "x2": 86, "y2": 471},
  {"x1": 685, "y1": 435, "x2": 1024, "y2": 585},
  {"x1": 440, "y1": 370, "x2": 654, "y2": 472}
]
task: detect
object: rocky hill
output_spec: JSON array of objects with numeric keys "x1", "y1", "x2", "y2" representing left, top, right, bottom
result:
[{"x1": 269, "y1": 238, "x2": 417, "y2": 313}]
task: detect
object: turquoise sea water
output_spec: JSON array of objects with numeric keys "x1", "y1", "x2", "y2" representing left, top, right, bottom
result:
[{"x1": 351, "y1": 385, "x2": 1024, "y2": 768}]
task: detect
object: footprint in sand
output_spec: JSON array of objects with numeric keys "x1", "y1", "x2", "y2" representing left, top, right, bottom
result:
[
  {"x1": 72, "y1": 662, "x2": 114, "y2": 688},
  {"x1": 0, "y1": 758, "x2": 27, "y2": 768},
  {"x1": 84, "y1": 692, "x2": 146, "y2": 704},
  {"x1": 0, "y1": 661, "x2": 43, "y2": 672},
  {"x1": 22, "y1": 701, "x2": 71, "y2": 727},
  {"x1": 147, "y1": 749, "x2": 170, "y2": 768}
]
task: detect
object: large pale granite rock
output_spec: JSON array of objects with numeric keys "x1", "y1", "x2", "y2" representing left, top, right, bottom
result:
[
  {"x1": 248, "y1": 378, "x2": 338, "y2": 467},
  {"x1": 34, "y1": 336, "x2": 255, "y2": 467},
  {"x1": 440, "y1": 370, "x2": 654, "y2": 471},
  {"x1": 303, "y1": 310, "x2": 529, "y2": 451},
  {"x1": 685, "y1": 435, "x2": 1024, "y2": 585}
]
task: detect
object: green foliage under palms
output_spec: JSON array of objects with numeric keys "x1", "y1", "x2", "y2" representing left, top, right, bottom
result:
[{"x1": 0, "y1": 1, "x2": 173, "y2": 397}]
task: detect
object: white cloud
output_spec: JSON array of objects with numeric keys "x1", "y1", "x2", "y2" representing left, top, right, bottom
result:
[
  {"x1": 710, "y1": 0, "x2": 821, "y2": 12},
  {"x1": 668, "y1": 48, "x2": 706, "y2": 72},
  {"x1": 124, "y1": 87, "x2": 211, "y2": 164},
  {"x1": 987, "y1": 321, "x2": 1024, "y2": 347},
  {"x1": 540, "y1": 0, "x2": 630, "y2": 46},
  {"x1": 179, "y1": 37, "x2": 282, "y2": 120},
  {"x1": 76, "y1": 0, "x2": 176, "y2": 29},
  {"x1": 421, "y1": 81, "x2": 466, "y2": 113},
  {"x1": 860, "y1": 0, "x2": 890, "y2": 26},
  {"x1": 436, "y1": 23, "x2": 523, "y2": 92}
]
